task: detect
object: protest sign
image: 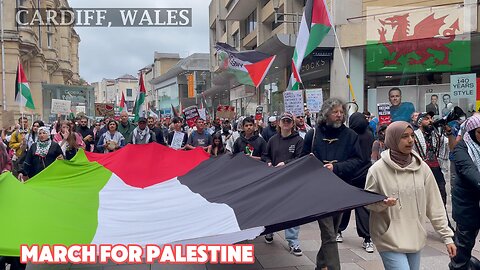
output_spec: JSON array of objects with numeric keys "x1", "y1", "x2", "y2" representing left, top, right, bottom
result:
[
  {"x1": 216, "y1": 105, "x2": 235, "y2": 120},
  {"x1": 51, "y1": 99, "x2": 72, "y2": 115},
  {"x1": 377, "y1": 103, "x2": 391, "y2": 125},
  {"x1": 255, "y1": 106, "x2": 263, "y2": 120},
  {"x1": 183, "y1": 106, "x2": 200, "y2": 128},
  {"x1": 170, "y1": 132, "x2": 185, "y2": 150},
  {"x1": 95, "y1": 103, "x2": 115, "y2": 118},
  {"x1": 305, "y1": 89, "x2": 323, "y2": 113},
  {"x1": 283, "y1": 91, "x2": 304, "y2": 117}
]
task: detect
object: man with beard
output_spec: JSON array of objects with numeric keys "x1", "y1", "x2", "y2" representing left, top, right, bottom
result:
[
  {"x1": 261, "y1": 116, "x2": 278, "y2": 142},
  {"x1": 389, "y1": 87, "x2": 415, "y2": 122},
  {"x1": 413, "y1": 112, "x2": 454, "y2": 223},
  {"x1": 233, "y1": 117, "x2": 267, "y2": 161},
  {"x1": 130, "y1": 117, "x2": 156, "y2": 144},
  {"x1": 302, "y1": 98, "x2": 363, "y2": 270},
  {"x1": 147, "y1": 116, "x2": 165, "y2": 145},
  {"x1": 118, "y1": 111, "x2": 136, "y2": 143},
  {"x1": 220, "y1": 119, "x2": 232, "y2": 147},
  {"x1": 76, "y1": 116, "x2": 95, "y2": 152},
  {"x1": 295, "y1": 114, "x2": 312, "y2": 139}
]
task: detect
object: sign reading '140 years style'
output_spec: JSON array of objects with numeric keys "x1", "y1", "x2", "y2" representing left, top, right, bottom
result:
[{"x1": 451, "y1": 73, "x2": 477, "y2": 99}]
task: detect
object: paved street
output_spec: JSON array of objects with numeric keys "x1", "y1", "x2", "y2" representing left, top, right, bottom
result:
[{"x1": 24, "y1": 214, "x2": 480, "y2": 270}]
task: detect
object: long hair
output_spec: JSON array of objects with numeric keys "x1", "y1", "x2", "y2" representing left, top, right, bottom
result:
[
  {"x1": 30, "y1": 120, "x2": 45, "y2": 141},
  {"x1": 60, "y1": 120, "x2": 79, "y2": 149},
  {"x1": 210, "y1": 133, "x2": 225, "y2": 156},
  {"x1": 317, "y1": 98, "x2": 347, "y2": 125}
]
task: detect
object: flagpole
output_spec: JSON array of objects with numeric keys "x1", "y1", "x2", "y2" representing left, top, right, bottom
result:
[
  {"x1": 323, "y1": 0, "x2": 356, "y2": 102},
  {"x1": 0, "y1": 0, "x2": 6, "y2": 111}
]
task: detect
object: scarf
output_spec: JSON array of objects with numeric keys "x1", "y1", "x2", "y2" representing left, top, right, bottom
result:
[
  {"x1": 414, "y1": 128, "x2": 448, "y2": 161},
  {"x1": 132, "y1": 127, "x2": 151, "y2": 144},
  {"x1": 384, "y1": 121, "x2": 413, "y2": 168},
  {"x1": 35, "y1": 139, "x2": 52, "y2": 158},
  {"x1": 464, "y1": 115, "x2": 480, "y2": 172}
]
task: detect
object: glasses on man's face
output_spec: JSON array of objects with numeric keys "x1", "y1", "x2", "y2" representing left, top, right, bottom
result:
[
  {"x1": 296, "y1": 116, "x2": 304, "y2": 119},
  {"x1": 81, "y1": 121, "x2": 87, "y2": 124}
]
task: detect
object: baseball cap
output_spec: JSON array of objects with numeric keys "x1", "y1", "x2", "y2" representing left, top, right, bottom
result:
[
  {"x1": 138, "y1": 117, "x2": 147, "y2": 123},
  {"x1": 416, "y1": 111, "x2": 434, "y2": 125},
  {"x1": 268, "y1": 116, "x2": 277, "y2": 122},
  {"x1": 280, "y1": 112, "x2": 294, "y2": 121}
]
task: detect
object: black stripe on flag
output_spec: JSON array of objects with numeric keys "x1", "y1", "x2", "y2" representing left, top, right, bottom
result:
[
  {"x1": 178, "y1": 154, "x2": 385, "y2": 233},
  {"x1": 304, "y1": 0, "x2": 314, "y2": 32},
  {"x1": 215, "y1": 42, "x2": 273, "y2": 63}
]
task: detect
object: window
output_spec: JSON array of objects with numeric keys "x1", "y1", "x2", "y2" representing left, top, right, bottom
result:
[
  {"x1": 244, "y1": 10, "x2": 257, "y2": 36},
  {"x1": 126, "y1": 88, "x2": 132, "y2": 97},
  {"x1": 232, "y1": 31, "x2": 240, "y2": 48},
  {"x1": 126, "y1": 101, "x2": 134, "y2": 111},
  {"x1": 47, "y1": 25, "x2": 53, "y2": 48}
]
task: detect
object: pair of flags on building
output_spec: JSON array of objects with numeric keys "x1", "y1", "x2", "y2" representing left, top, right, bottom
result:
[{"x1": 215, "y1": 0, "x2": 332, "y2": 90}]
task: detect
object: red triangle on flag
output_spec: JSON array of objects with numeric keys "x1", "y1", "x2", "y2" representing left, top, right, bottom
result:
[
  {"x1": 244, "y1": 55, "x2": 276, "y2": 88},
  {"x1": 291, "y1": 60, "x2": 302, "y2": 84},
  {"x1": 139, "y1": 73, "x2": 146, "y2": 93}
]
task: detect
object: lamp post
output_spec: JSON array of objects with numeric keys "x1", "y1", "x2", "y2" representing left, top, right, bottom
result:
[{"x1": 272, "y1": 0, "x2": 302, "y2": 33}]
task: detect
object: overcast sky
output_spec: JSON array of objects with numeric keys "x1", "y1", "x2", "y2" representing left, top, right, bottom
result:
[{"x1": 69, "y1": 0, "x2": 210, "y2": 83}]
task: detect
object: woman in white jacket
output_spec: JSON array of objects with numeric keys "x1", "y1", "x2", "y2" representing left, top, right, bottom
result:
[{"x1": 365, "y1": 121, "x2": 456, "y2": 270}]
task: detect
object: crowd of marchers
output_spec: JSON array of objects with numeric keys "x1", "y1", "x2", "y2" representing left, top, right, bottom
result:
[{"x1": 1, "y1": 88, "x2": 480, "y2": 270}]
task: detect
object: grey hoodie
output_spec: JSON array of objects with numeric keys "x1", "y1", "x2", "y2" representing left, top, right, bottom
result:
[{"x1": 365, "y1": 150, "x2": 453, "y2": 253}]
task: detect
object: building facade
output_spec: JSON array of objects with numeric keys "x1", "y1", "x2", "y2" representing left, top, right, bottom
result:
[
  {"x1": 208, "y1": 0, "x2": 480, "y2": 118},
  {"x1": 93, "y1": 75, "x2": 139, "y2": 114},
  {"x1": 0, "y1": 0, "x2": 80, "y2": 126},
  {"x1": 150, "y1": 53, "x2": 211, "y2": 116}
]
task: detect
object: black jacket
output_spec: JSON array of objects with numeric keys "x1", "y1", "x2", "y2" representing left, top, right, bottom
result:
[
  {"x1": 265, "y1": 132, "x2": 303, "y2": 166},
  {"x1": 233, "y1": 132, "x2": 267, "y2": 160},
  {"x1": 149, "y1": 126, "x2": 165, "y2": 145},
  {"x1": 302, "y1": 123, "x2": 363, "y2": 183},
  {"x1": 76, "y1": 126, "x2": 94, "y2": 152},
  {"x1": 452, "y1": 140, "x2": 480, "y2": 227},
  {"x1": 349, "y1": 113, "x2": 375, "y2": 187},
  {"x1": 23, "y1": 141, "x2": 64, "y2": 178},
  {"x1": 261, "y1": 126, "x2": 277, "y2": 143}
]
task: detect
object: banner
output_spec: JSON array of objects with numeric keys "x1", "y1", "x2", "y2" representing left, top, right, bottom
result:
[
  {"x1": 216, "y1": 105, "x2": 235, "y2": 120},
  {"x1": 450, "y1": 73, "x2": 477, "y2": 99},
  {"x1": 283, "y1": 91, "x2": 304, "y2": 117},
  {"x1": 183, "y1": 106, "x2": 200, "y2": 128},
  {"x1": 305, "y1": 89, "x2": 323, "y2": 113},
  {"x1": 377, "y1": 103, "x2": 391, "y2": 125},
  {"x1": 51, "y1": 99, "x2": 72, "y2": 115},
  {"x1": 95, "y1": 103, "x2": 115, "y2": 118},
  {"x1": 255, "y1": 106, "x2": 263, "y2": 121}
]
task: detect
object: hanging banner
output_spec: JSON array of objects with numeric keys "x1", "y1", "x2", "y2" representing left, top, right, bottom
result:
[
  {"x1": 183, "y1": 106, "x2": 200, "y2": 128},
  {"x1": 255, "y1": 106, "x2": 263, "y2": 121},
  {"x1": 283, "y1": 91, "x2": 304, "y2": 117},
  {"x1": 305, "y1": 89, "x2": 323, "y2": 113},
  {"x1": 95, "y1": 103, "x2": 115, "y2": 118},
  {"x1": 377, "y1": 103, "x2": 391, "y2": 125},
  {"x1": 450, "y1": 73, "x2": 477, "y2": 99}
]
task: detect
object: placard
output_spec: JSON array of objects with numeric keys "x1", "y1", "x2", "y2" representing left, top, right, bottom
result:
[
  {"x1": 377, "y1": 103, "x2": 391, "y2": 125},
  {"x1": 183, "y1": 106, "x2": 200, "y2": 128},
  {"x1": 95, "y1": 103, "x2": 115, "y2": 118},
  {"x1": 216, "y1": 105, "x2": 235, "y2": 120},
  {"x1": 198, "y1": 108, "x2": 207, "y2": 122},
  {"x1": 255, "y1": 106, "x2": 263, "y2": 121},
  {"x1": 306, "y1": 89, "x2": 323, "y2": 113},
  {"x1": 1, "y1": 110, "x2": 15, "y2": 128},
  {"x1": 51, "y1": 99, "x2": 72, "y2": 115},
  {"x1": 283, "y1": 91, "x2": 304, "y2": 117},
  {"x1": 170, "y1": 131, "x2": 185, "y2": 150},
  {"x1": 451, "y1": 73, "x2": 477, "y2": 99}
]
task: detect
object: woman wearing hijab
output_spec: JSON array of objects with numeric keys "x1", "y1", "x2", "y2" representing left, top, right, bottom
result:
[
  {"x1": 449, "y1": 115, "x2": 480, "y2": 270},
  {"x1": 97, "y1": 120, "x2": 125, "y2": 153},
  {"x1": 20, "y1": 127, "x2": 64, "y2": 180},
  {"x1": 365, "y1": 121, "x2": 456, "y2": 270}
]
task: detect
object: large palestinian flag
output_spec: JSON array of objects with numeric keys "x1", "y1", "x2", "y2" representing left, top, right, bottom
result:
[
  {"x1": 0, "y1": 144, "x2": 384, "y2": 256},
  {"x1": 289, "y1": 0, "x2": 332, "y2": 90},
  {"x1": 215, "y1": 42, "x2": 276, "y2": 88}
]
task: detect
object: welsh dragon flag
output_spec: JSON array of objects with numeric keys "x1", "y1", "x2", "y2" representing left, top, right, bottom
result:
[
  {"x1": 0, "y1": 144, "x2": 384, "y2": 256},
  {"x1": 215, "y1": 43, "x2": 276, "y2": 88},
  {"x1": 289, "y1": 0, "x2": 332, "y2": 90},
  {"x1": 15, "y1": 61, "x2": 35, "y2": 110},
  {"x1": 119, "y1": 92, "x2": 127, "y2": 112},
  {"x1": 133, "y1": 73, "x2": 146, "y2": 122}
]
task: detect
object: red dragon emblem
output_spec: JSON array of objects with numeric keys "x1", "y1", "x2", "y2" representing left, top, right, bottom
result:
[{"x1": 378, "y1": 13, "x2": 459, "y2": 66}]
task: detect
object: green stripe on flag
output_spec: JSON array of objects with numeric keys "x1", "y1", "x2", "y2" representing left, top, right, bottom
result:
[
  {"x1": 19, "y1": 83, "x2": 35, "y2": 110},
  {"x1": 0, "y1": 150, "x2": 111, "y2": 256},
  {"x1": 304, "y1": 24, "x2": 331, "y2": 58}
]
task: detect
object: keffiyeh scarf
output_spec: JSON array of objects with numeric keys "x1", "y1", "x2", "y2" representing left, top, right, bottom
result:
[{"x1": 35, "y1": 139, "x2": 51, "y2": 158}]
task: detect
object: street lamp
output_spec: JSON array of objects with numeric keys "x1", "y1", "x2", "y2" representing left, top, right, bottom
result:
[{"x1": 272, "y1": 0, "x2": 302, "y2": 32}]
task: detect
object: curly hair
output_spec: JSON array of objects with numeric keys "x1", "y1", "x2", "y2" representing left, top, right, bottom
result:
[{"x1": 317, "y1": 98, "x2": 347, "y2": 125}]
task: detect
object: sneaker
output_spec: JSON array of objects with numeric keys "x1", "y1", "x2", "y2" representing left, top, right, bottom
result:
[
  {"x1": 290, "y1": 245, "x2": 303, "y2": 256},
  {"x1": 362, "y1": 240, "x2": 374, "y2": 253},
  {"x1": 264, "y1": 235, "x2": 273, "y2": 244},
  {"x1": 336, "y1": 233, "x2": 343, "y2": 243}
]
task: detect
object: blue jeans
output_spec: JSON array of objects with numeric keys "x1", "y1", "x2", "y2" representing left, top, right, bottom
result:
[
  {"x1": 285, "y1": 226, "x2": 300, "y2": 247},
  {"x1": 380, "y1": 251, "x2": 421, "y2": 270}
]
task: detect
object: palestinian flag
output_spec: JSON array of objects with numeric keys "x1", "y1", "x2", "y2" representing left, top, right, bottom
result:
[
  {"x1": 215, "y1": 42, "x2": 276, "y2": 88},
  {"x1": 15, "y1": 61, "x2": 35, "y2": 110},
  {"x1": 289, "y1": 0, "x2": 332, "y2": 90},
  {"x1": 133, "y1": 73, "x2": 146, "y2": 122},
  {"x1": 119, "y1": 92, "x2": 127, "y2": 112},
  {"x1": 0, "y1": 144, "x2": 384, "y2": 256}
]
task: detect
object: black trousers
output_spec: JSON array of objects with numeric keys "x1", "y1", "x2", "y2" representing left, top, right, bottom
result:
[
  {"x1": 431, "y1": 166, "x2": 447, "y2": 206},
  {"x1": 338, "y1": 206, "x2": 371, "y2": 240},
  {"x1": 449, "y1": 223, "x2": 480, "y2": 270},
  {"x1": 0, "y1": 257, "x2": 26, "y2": 270}
]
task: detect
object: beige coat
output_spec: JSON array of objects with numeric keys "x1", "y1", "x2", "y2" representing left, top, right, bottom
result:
[{"x1": 365, "y1": 149, "x2": 453, "y2": 253}]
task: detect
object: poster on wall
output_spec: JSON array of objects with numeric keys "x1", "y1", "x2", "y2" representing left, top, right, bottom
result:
[
  {"x1": 183, "y1": 106, "x2": 200, "y2": 128},
  {"x1": 283, "y1": 91, "x2": 304, "y2": 117},
  {"x1": 377, "y1": 103, "x2": 391, "y2": 125},
  {"x1": 450, "y1": 73, "x2": 477, "y2": 99},
  {"x1": 305, "y1": 89, "x2": 323, "y2": 113}
]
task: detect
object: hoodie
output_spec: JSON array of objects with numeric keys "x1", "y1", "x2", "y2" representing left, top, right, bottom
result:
[
  {"x1": 265, "y1": 132, "x2": 303, "y2": 166},
  {"x1": 349, "y1": 113, "x2": 375, "y2": 187},
  {"x1": 365, "y1": 150, "x2": 453, "y2": 253},
  {"x1": 232, "y1": 131, "x2": 267, "y2": 160}
]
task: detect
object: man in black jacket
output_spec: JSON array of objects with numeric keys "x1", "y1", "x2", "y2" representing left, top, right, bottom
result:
[
  {"x1": 147, "y1": 116, "x2": 165, "y2": 145},
  {"x1": 302, "y1": 98, "x2": 363, "y2": 270},
  {"x1": 76, "y1": 116, "x2": 95, "y2": 152},
  {"x1": 261, "y1": 116, "x2": 278, "y2": 143},
  {"x1": 233, "y1": 117, "x2": 267, "y2": 161}
]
